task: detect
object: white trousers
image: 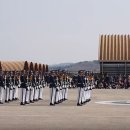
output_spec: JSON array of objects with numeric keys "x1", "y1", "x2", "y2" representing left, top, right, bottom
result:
[
  {"x1": 5, "y1": 87, "x2": 9, "y2": 101},
  {"x1": 13, "y1": 86, "x2": 18, "y2": 99},
  {"x1": 0, "y1": 87, "x2": 5, "y2": 102},
  {"x1": 9, "y1": 89, "x2": 13, "y2": 101},
  {"x1": 30, "y1": 87, "x2": 34, "y2": 101},
  {"x1": 82, "y1": 89, "x2": 85, "y2": 103},
  {"x1": 37, "y1": 88, "x2": 40, "y2": 99},
  {"x1": 18, "y1": 88, "x2": 22, "y2": 102},
  {"x1": 22, "y1": 88, "x2": 26, "y2": 103},
  {"x1": 59, "y1": 89, "x2": 62, "y2": 101},
  {"x1": 39, "y1": 87, "x2": 43, "y2": 99},
  {"x1": 84, "y1": 88, "x2": 87, "y2": 101},
  {"x1": 77, "y1": 87, "x2": 84, "y2": 104},
  {"x1": 34, "y1": 87, "x2": 38, "y2": 100},
  {"x1": 19, "y1": 88, "x2": 26, "y2": 103},
  {"x1": 26, "y1": 89, "x2": 30, "y2": 102},
  {"x1": 62, "y1": 88, "x2": 65, "y2": 99},
  {"x1": 65, "y1": 88, "x2": 68, "y2": 99},
  {"x1": 50, "y1": 87, "x2": 56, "y2": 104},
  {"x1": 88, "y1": 89, "x2": 92, "y2": 99},
  {"x1": 56, "y1": 90, "x2": 59, "y2": 102}
]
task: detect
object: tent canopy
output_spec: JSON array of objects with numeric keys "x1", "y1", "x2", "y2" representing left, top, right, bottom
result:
[{"x1": 0, "y1": 61, "x2": 48, "y2": 72}]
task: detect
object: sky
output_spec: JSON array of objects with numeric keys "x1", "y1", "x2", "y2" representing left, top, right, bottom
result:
[{"x1": 0, "y1": 0, "x2": 130, "y2": 65}]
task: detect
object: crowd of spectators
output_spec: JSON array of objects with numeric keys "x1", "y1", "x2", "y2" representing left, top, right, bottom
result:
[{"x1": 94, "y1": 73, "x2": 130, "y2": 89}]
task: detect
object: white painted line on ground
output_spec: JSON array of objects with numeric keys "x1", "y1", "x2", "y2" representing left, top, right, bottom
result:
[{"x1": 95, "y1": 100, "x2": 130, "y2": 105}]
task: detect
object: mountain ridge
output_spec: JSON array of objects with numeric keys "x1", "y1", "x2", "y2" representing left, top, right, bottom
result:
[{"x1": 49, "y1": 60, "x2": 100, "y2": 72}]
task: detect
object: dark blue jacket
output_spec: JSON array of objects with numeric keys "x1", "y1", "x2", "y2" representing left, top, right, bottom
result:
[
  {"x1": 49, "y1": 76, "x2": 57, "y2": 88},
  {"x1": 0, "y1": 76, "x2": 4, "y2": 87},
  {"x1": 77, "y1": 75, "x2": 85, "y2": 88},
  {"x1": 20, "y1": 75, "x2": 27, "y2": 88}
]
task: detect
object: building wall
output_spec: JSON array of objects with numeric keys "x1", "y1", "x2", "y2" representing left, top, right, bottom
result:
[
  {"x1": 100, "y1": 62, "x2": 130, "y2": 75},
  {"x1": 99, "y1": 34, "x2": 130, "y2": 61},
  {"x1": 99, "y1": 34, "x2": 130, "y2": 74}
]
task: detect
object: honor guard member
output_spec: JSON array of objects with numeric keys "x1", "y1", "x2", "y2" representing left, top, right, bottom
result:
[
  {"x1": 5, "y1": 72, "x2": 10, "y2": 103},
  {"x1": 28, "y1": 72, "x2": 33, "y2": 102},
  {"x1": 20, "y1": 71, "x2": 27, "y2": 105},
  {"x1": 72, "y1": 75, "x2": 78, "y2": 88},
  {"x1": 61, "y1": 73, "x2": 68, "y2": 101},
  {"x1": 83, "y1": 73, "x2": 90, "y2": 103},
  {"x1": 58, "y1": 75, "x2": 62, "y2": 103},
  {"x1": 9, "y1": 71, "x2": 14, "y2": 101},
  {"x1": 45, "y1": 73, "x2": 51, "y2": 87},
  {"x1": 60, "y1": 75, "x2": 63, "y2": 102},
  {"x1": 25, "y1": 72, "x2": 30, "y2": 104},
  {"x1": 65, "y1": 75, "x2": 69, "y2": 100},
  {"x1": 61, "y1": 74, "x2": 66, "y2": 101},
  {"x1": 49, "y1": 70, "x2": 57, "y2": 105},
  {"x1": 3, "y1": 72, "x2": 7, "y2": 102},
  {"x1": 34, "y1": 71, "x2": 39, "y2": 101},
  {"x1": 42, "y1": 74, "x2": 47, "y2": 99},
  {"x1": 18, "y1": 72, "x2": 21, "y2": 100},
  {"x1": 33, "y1": 72, "x2": 36, "y2": 101},
  {"x1": 84, "y1": 72, "x2": 89, "y2": 102},
  {"x1": 83, "y1": 75, "x2": 87, "y2": 103},
  {"x1": 86, "y1": 73, "x2": 93, "y2": 102},
  {"x1": 12, "y1": 71, "x2": 19, "y2": 100},
  {"x1": 33, "y1": 72, "x2": 37, "y2": 101},
  {"x1": 56, "y1": 71, "x2": 65, "y2": 104},
  {"x1": 36, "y1": 72, "x2": 40, "y2": 101},
  {"x1": 68, "y1": 76, "x2": 72, "y2": 89},
  {"x1": 30, "y1": 71, "x2": 35, "y2": 103},
  {"x1": 37, "y1": 73, "x2": 41, "y2": 100},
  {"x1": 38, "y1": 74, "x2": 45, "y2": 100},
  {"x1": 55, "y1": 75, "x2": 60, "y2": 104},
  {"x1": 88, "y1": 73, "x2": 94, "y2": 102},
  {"x1": 77, "y1": 70, "x2": 86, "y2": 106},
  {"x1": 0, "y1": 71, "x2": 4, "y2": 104}
]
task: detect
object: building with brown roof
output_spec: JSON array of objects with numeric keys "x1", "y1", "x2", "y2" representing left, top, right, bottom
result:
[
  {"x1": 99, "y1": 34, "x2": 130, "y2": 74},
  {"x1": 0, "y1": 61, "x2": 48, "y2": 74}
]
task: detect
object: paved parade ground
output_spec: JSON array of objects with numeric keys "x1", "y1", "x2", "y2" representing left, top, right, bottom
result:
[{"x1": 0, "y1": 88, "x2": 130, "y2": 130}]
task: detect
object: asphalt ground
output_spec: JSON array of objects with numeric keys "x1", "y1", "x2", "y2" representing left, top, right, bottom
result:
[{"x1": 0, "y1": 88, "x2": 130, "y2": 130}]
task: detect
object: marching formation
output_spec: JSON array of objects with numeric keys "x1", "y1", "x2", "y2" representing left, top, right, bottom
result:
[
  {"x1": 48, "y1": 70, "x2": 70, "y2": 105},
  {"x1": 0, "y1": 70, "x2": 93, "y2": 106},
  {"x1": 77, "y1": 70, "x2": 94, "y2": 106},
  {"x1": 0, "y1": 70, "x2": 45, "y2": 105}
]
